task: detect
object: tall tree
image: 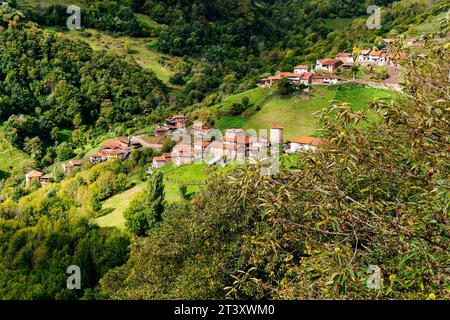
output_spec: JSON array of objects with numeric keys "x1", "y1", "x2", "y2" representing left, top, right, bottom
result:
[{"x1": 124, "y1": 172, "x2": 165, "y2": 236}]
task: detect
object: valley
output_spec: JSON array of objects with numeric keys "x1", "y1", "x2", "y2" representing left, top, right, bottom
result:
[{"x1": 0, "y1": 0, "x2": 448, "y2": 302}]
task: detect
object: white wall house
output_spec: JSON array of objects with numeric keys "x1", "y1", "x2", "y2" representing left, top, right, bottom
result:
[
  {"x1": 294, "y1": 65, "x2": 309, "y2": 74},
  {"x1": 288, "y1": 137, "x2": 327, "y2": 153}
]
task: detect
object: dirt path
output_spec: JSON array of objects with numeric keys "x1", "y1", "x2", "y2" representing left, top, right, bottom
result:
[{"x1": 341, "y1": 65, "x2": 403, "y2": 92}]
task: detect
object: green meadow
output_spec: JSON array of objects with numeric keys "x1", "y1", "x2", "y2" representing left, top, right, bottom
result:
[{"x1": 217, "y1": 84, "x2": 392, "y2": 139}]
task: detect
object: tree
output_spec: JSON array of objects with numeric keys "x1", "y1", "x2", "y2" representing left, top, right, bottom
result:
[
  {"x1": 274, "y1": 77, "x2": 295, "y2": 97},
  {"x1": 229, "y1": 103, "x2": 245, "y2": 116},
  {"x1": 91, "y1": 194, "x2": 102, "y2": 212},
  {"x1": 351, "y1": 65, "x2": 360, "y2": 80},
  {"x1": 101, "y1": 43, "x2": 450, "y2": 300},
  {"x1": 124, "y1": 172, "x2": 165, "y2": 236},
  {"x1": 23, "y1": 137, "x2": 44, "y2": 160}
]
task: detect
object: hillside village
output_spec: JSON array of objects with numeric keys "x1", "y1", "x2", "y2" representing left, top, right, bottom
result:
[
  {"x1": 24, "y1": 37, "x2": 410, "y2": 186},
  {"x1": 260, "y1": 38, "x2": 403, "y2": 88},
  {"x1": 1, "y1": 0, "x2": 448, "y2": 302},
  {"x1": 24, "y1": 113, "x2": 327, "y2": 185}
]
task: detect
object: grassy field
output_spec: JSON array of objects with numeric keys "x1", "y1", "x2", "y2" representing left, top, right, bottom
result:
[
  {"x1": 94, "y1": 182, "x2": 146, "y2": 229},
  {"x1": 45, "y1": 26, "x2": 180, "y2": 85},
  {"x1": 243, "y1": 88, "x2": 333, "y2": 139},
  {"x1": 94, "y1": 163, "x2": 211, "y2": 228},
  {"x1": 323, "y1": 18, "x2": 356, "y2": 30},
  {"x1": 215, "y1": 87, "x2": 272, "y2": 131},
  {"x1": 0, "y1": 130, "x2": 30, "y2": 179},
  {"x1": 241, "y1": 85, "x2": 392, "y2": 139},
  {"x1": 218, "y1": 87, "x2": 271, "y2": 110},
  {"x1": 410, "y1": 12, "x2": 448, "y2": 34},
  {"x1": 17, "y1": 0, "x2": 82, "y2": 8}
]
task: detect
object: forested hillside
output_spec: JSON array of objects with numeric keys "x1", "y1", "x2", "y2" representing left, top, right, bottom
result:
[
  {"x1": 16, "y1": 0, "x2": 449, "y2": 99},
  {"x1": 0, "y1": 0, "x2": 448, "y2": 301},
  {"x1": 100, "y1": 42, "x2": 449, "y2": 300},
  {"x1": 0, "y1": 7, "x2": 171, "y2": 168}
]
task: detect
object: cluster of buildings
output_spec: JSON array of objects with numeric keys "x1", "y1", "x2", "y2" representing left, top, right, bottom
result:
[
  {"x1": 153, "y1": 115, "x2": 195, "y2": 136},
  {"x1": 259, "y1": 66, "x2": 339, "y2": 88},
  {"x1": 24, "y1": 170, "x2": 54, "y2": 186},
  {"x1": 260, "y1": 40, "x2": 402, "y2": 88},
  {"x1": 24, "y1": 115, "x2": 329, "y2": 186},
  {"x1": 150, "y1": 115, "x2": 328, "y2": 171},
  {"x1": 88, "y1": 137, "x2": 136, "y2": 164},
  {"x1": 25, "y1": 137, "x2": 139, "y2": 186}
]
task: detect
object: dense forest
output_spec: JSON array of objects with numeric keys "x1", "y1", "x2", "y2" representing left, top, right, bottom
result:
[
  {"x1": 17, "y1": 0, "x2": 449, "y2": 98},
  {"x1": 0, "y1": 0, "x2": 448, "y2": 300},
  {"x1": 0, "y1": 7, "x2": 172, "y2": 167}
]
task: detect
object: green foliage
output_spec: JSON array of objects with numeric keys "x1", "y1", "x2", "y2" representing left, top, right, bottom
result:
[
  {"x1": 274, "y1": 77, "x2": 295, "y2": 97},
  {"x1": 0, "y1": 217, "x2": 130, "y2": 299},
  {"x1": 124, "y1": 172, "x2": 165, "y2": 236},
  {"x1": 101, "y1": 43, "x2": 449, "y2": 300},
  {"x1": 26, "y1": 1, "x2": 148, "y2": 36},
  {"x1": 0, "y1": 8, "x2": 169, "y2": 167}
]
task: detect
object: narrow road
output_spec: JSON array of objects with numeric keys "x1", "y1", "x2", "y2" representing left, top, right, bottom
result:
[{"x1": 342, "y1": 66, "x2": 403, "y2": 92}]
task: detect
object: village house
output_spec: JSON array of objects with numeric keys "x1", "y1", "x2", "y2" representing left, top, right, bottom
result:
[
  {"x1": 152, "y1": 156, "x2": 168, "y2": 169},
  {"x1": 259, "y1": 75, "x2": 282, "y2": 87},
  {"x1": 193, "y1": 121, "x2": 211, "y2": 137},
  {"x1": 117, "y1": 136, "x2": 130, "y2": 148},
  {"x1": 89, "y1": 139, "x2": 131, "y2": 164},
  {"x1": 39, "y1": 174, "x2": 54, "y2": 185},
  {"x1": 248, "y1": 136, "x2": 269, "y2": 159},
  {"x1": 367, "y1": 50, "x2": 388, "y2": 65},
  {"x1": 311, "y1": 74, "x2": 324, "y2": 85},
  {"x1": 101, "y1": 140, "x2": 131, "y2": 160},
  {"x1": 270, "y1": 125, "x2": 284, "y2": 146},
  {"x1": 194, "y1": 140, "x2": 212, "y2": 160},
  {"x1": 315, "y1": 59, "x2": 343, "y2": 73},
  {"x1": 154, "y1": 126, "x2": 169, "y2": 136},
  {"x1": 287, "y1": 137, "x2": 328, "y2": 153},
  {"x1": 25, "y1": 170, "x2": 44, "y2": 185},
  {"x1": 357, "y1": 50, "x2": 371, "y2": 64},
  {"x1": 62, "y1": 159, "x2": 83, "y2": 173},
  {"x1": 172, "y1": 143, "x2": 194, "y2": 167},
  {"x1": 294, "y1": 65, "x2": 309, "y2": 74},
  {"x1": 90, "y1": 152, "x2": 107, "y2": 164},
  {"x1": 25, "y1": 170, "x2": 54, "y2": 186},
  {"x1": 322, "y1": 73, "x2": 340, "y2": 85},
  {"x1": 166, "y1": 115, "x2": 191, "y2": 130},
  {"x1": 299, "y1": 72, "x2": 314, "y2": 86},
  {"x1": 277, "y1": 72, "x2": 302, "y2": 85},
  {"x1": 151, "y1": 153, "x2": 173, "y2": 169},
  {"x1": 336, "y1": 53, "x2": 354, "y2": 64}
]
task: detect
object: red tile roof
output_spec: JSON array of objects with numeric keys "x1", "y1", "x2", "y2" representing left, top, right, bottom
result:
[
  {"x1": 294, "y1": 65, "x2": 309, "y2": 69},
  {"x1": 267, "y1": 75, "x2": 282, "y2": 80},
  {"x1": 153, "y1": 156, "x2": 166, "y2": 162},
  {"x1": 154, "y1": 126, "x2": 169, "y2": 133},
  {"x1": 288, "y1": 137, "x2": 328, "y2": 146},
  {"x1": 336, "y1": 52, "x2": 351, "y2": 57},
  {"x1": 71, "y1": 160, "x2": 83, "y2": 166},
  {"x1": 278, "y1": 72, "x2": 301, "y2": 78},
  {"x1": 318, "y1": 58, "x2": 342, "y2": 66},
  {"x1": 25, "y1": 170, "x2": 44, "y2": 178},
  {"x1": 118, "y1": 136, "x2": 129, "y2": 144},
  {"x1": 91, "y1": 152, "x2": 105, "y2": 158},
  {"x1": 300, "y1": 72, "x2": 314, "y2": 80}
]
